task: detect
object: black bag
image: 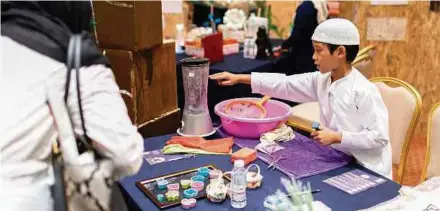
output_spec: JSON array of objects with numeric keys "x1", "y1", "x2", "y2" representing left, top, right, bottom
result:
[{"x1": 48, "y1": 34, "x2": 128, "y2": 211}]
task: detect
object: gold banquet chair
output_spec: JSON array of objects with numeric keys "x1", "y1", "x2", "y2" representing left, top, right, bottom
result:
[
  {"x1": 353, "y1": 45, "x2": 376, "y2": 79},
  {"x1": 357, "y1": 45, "x2": 376, "y2": 58},
  {"x1": 371, "y1": 77, "x2": 422, "y2": 184},
  {"x1": 421, "y1": 103, "x2": 440, "y2": 182},
  {"x1": 287, "y1": 45, "x2": 376, "y2": 132},
  {"x1": 353, "y1": 54, "x2": 373, "y2": 79}
]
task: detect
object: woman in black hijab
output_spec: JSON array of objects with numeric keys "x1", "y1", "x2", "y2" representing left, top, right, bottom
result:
[
  {"x1": 1, "y1": 2, "x2": 143, "y2": 211},
  {"x1": 1, "y1": 1, "x2": 108, "y2": 66}
]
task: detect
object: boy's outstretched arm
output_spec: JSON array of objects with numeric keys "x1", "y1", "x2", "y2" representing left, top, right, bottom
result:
[
  {"x1": 210, "y1": 71, "x2": 319, "y2": 103},
  {"x1": 251, "y1": 72, "x2": 319, "y2": 103},
  {"x1": 209, "y1": 72, "x2": 251, "y2": 86}
]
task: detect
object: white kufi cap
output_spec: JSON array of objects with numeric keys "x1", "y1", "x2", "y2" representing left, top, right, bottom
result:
[{"x1": 312, "y1": 18, "x2": 360, "y2": 45}]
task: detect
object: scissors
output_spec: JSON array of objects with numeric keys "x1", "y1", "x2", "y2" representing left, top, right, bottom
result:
[{"x1": 267, "y1": 154, "x2": 288, "y2": 170}]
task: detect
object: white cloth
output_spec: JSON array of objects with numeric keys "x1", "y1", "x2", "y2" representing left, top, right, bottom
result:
[
  {"x1": 0, "y1": 37, "x2": 144, "y2": 211},
  {"x1": 260, "y1": 124, "x2": 295, "y2": 143},
  {"x1": 360, "y1": 177, "x2": 440, "y2": 211},
  {"x1": 251, "y1": 69, "x2": 392, "y2": 178},
  {"x1": 307, "y1": 0, "x2": 329, "y2": 24},
  {"x1": 256, "y1": 124, "x2": 295, "y2": 154},
  {"x1": 312, "y1": 18, "x2": 360, "y2": 45}
]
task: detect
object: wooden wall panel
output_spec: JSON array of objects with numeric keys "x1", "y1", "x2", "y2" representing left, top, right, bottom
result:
[
  {"x1": 274, "y1": 1, "x2": 440, "y2": 135},
  {"x1": 348, "y1": 1, "x2": 440, "y2": 135}
]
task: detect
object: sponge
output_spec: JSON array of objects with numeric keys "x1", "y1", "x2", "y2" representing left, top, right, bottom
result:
[{"x1": 231, "y1": 147, "x2": 257, "y2": 165}]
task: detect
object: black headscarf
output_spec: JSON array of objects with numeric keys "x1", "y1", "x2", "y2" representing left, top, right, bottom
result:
[{"x1": 1, "y1": 1, "x2": 109, "y2": 67}]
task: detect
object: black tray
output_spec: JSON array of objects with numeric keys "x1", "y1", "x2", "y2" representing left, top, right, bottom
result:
[{"x1": 136, "y1": 164, "x2": 231, "y2": 209}]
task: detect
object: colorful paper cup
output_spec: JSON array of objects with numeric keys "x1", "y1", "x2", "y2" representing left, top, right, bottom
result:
[
  {"x1": 180, "y1": 179, "x2": 192, "y2": 189},
  {"x1": 156, "y1": 178, "x2": 169, "y2": 190},
  {"x1": 157, "y1": 194, "x2": 165, "y2": 202},
  {"x1": 183, "y1": 188, "x2": 198, "y2": 198},
  {"x1": 165, "y1": 190, "x2": 179, "y2": 201},
  {"x1": 209, "y1": 169, "x2": 222, "y2": 179},
  {"x1": 191, "y1": 181, "x2": 205, "y2": 191},
  {"x1": 167, "y1": 183, "x2": 180, "y2": 191},
  {"x1": 197, "y1": 167, "x2": 210, "y2": 177},
  {"x1": 181, "y1": 198, "x2": 196, "y2": 209},
  {"x1": 191, "y1": 175, "x2": 205, "y2": 182}
]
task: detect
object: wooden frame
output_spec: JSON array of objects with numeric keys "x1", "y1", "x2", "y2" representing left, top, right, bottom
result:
[
  {"x1": 352, "y1": 54, "x2": 371, "y2": 66},
  {"x1": 357, "y1": 45, "x2": 376, "y2": 57},
  {"x1": 370, "y1": 77, "x2": 422, "y2": 184},
  {"x1": 420, "y1": 102, "x2": 440, "y2": 183},
  {"x1": 136, "y1": 164, "x2": 231, "y2": 209}
]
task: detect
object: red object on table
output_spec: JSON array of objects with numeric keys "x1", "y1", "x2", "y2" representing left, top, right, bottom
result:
[
  {"x1": 231, "y1": 147, "x2": 257, "y2": 165},
  {"x1": 202, "y1": 32, "x2": 224, "y2": 63}
]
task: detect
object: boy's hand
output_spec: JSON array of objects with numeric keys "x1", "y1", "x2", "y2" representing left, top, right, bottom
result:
[
  {"x1": 311, "y1": 128, "x2": 342, "y2": 145},
  {"x1": 209, "y1": 72, "x2": 250, "y2": 86}
]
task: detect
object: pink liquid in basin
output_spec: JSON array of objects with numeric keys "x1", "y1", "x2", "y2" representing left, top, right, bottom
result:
[{"x1": 214, "y1": 98, "x2": 292, "y2": 139}]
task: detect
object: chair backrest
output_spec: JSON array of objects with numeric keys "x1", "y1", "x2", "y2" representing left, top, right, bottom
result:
[
  {"x1": 421, "y1": 103, "x2": 440, "y2": 182},
  {"x1": 353, "y1": 45, "x2": 376, "y2": 79},
  {"x1": 353, "y1": 54, "x2": 373, "y2": 79},
  {"x1": 357, "y1": 45, "x2": 376, "y2": 58},
  {"x1": 370, "y1": 77, "x2": 422, "y2": 183}
]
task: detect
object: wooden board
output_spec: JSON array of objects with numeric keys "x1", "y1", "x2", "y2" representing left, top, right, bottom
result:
[{"x1": 136, "y1": 165, "x2": 231, "y2": 209}]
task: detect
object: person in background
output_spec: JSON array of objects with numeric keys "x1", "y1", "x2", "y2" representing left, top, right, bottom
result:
[
  {"x1": 210, "y1": 19, "x2": 392, "y2": 179},
  {"x1": 327, "y1": 1, "x2": 341, "y2": 19},
  {"x1": 1, "y1": 2, "x2": 143, "y2": 210},
  {"x1": 277, "y1": 0, "x2": 328, "y2": 75}
]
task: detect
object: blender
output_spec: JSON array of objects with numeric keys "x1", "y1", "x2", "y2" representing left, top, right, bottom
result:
[{"x1": 177, "y1": 57, "x2": 215, "y2": 137}]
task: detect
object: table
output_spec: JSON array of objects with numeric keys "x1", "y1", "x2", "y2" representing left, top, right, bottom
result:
[
  {"x1": 119, "y1": 134, "x2": 401, "y2": 211},
  {"x1": 176, "y1": 52, "x2": 279, "y2": 74}
]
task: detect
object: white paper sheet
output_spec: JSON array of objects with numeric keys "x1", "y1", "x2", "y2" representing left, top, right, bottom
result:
[
  {"x1": 371, "y1": 0, "x2": 408, "y2": 5},
  {"x1": 161, "y1": 0, "x2": 182, "y2": 14},
  {"x1": 367, "y1": 17, "x2": 407, "y2": 41}
]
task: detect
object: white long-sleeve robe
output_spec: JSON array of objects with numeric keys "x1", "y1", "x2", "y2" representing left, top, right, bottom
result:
[
  {"x1": 1, "y1": 36, "x2": 144, "y2": 211},
  {"x1": 251, "y1": 69, "x2": 392, "y2": 178}
]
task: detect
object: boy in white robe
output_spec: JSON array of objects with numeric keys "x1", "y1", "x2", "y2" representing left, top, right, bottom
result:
[{"x1": 210, "y1": 18, "x2": 392, "y2": 178}]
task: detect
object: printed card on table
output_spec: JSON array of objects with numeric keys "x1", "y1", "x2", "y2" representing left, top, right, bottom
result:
[{"x1": 323, "y1": 169, "x2": 387, "y2": 195}]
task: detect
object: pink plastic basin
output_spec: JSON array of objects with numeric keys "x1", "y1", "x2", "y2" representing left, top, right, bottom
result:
[{"x1": 214, "y1": 98, "x2": 292, "y2": 139}]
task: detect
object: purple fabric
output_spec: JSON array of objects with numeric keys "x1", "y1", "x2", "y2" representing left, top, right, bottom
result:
[{"x1": 217, "y1": 129, "x2": 355, "y2": 179}]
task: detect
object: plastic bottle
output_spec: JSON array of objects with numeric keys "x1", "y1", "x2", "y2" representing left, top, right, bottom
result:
[
  {"x1": 243, "y1": 36, "x2": 256, "y2": 59},
  {"x1": 231, "y1": 160, "x2": 247, "y2": 208}
]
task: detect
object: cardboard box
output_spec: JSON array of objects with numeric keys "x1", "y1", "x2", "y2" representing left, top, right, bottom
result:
[
  {"x1": 103, "y1": 49, "x2": 138, "y2": 123},
  {"x1": 121, "y1": 93, "x2": 136, "y2": 124},
  {"x1": 136, "y1": 41, "x2": 178, "y2": 125},
  {"x1": 137, "y1": 108, "x2": 180, "y2": 138},
  {"x1": 93, "y1": 1, "x2": 163, "y2": 51}
]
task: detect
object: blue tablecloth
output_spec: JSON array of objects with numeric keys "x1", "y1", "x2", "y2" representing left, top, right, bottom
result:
[{"x1": 119, "y1": 134, "x2": 401, "y2": 211}]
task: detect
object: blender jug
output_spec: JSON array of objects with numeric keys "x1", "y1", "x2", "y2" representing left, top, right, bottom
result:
[{"x1": 178, "y1": 58, "x2": 215, "y2": 137}]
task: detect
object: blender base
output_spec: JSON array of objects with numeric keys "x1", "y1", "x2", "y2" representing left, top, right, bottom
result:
[{"x1": 176, "y1": 128, "x2": 217, "y2": 137}]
